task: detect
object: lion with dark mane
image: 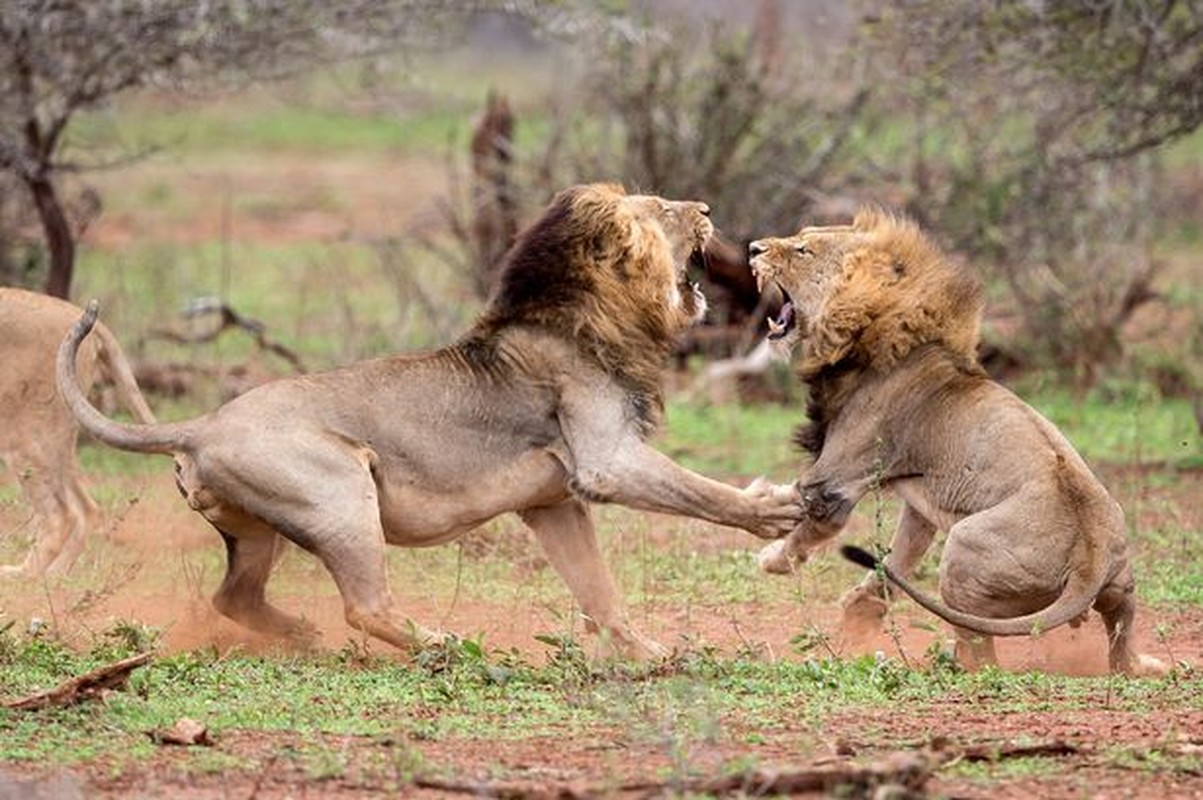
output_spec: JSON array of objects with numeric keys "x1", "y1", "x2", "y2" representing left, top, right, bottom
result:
[
  {"x1": 749, "y1": 209, "x2": 1164, "y2": 675},
  {"x1": 57, "y1": 183, "x2": 801, "y2": 658}
]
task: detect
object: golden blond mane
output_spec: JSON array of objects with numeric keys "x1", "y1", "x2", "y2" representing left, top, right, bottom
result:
[
  {"x1": 469, "y1": 183, "x2": 693, "y2": 427},
  {"x1": 800, "y1": 208, "x2": 983, "y2": 378}
]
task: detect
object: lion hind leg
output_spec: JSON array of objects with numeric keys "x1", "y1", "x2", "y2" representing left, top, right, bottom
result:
[
  {"x1": 953, "y1": 627, "x2": 998, "y2": 671},
  {"x1": 318, "y1": 538, "x2": 443, "y2": 652},
  {"x1": 43, "y1": 473, "x2": 100, "y2": 576},
  {"x1": 210, "y1": 524, "x2": 316, "y2": 643},
  {"x1": 841, "y1": 504, "x2": 937, "y2": 641},
  {"x1": 1093, "y1": 574, "x2": 1168, "y2": 677},
  {"x1": 2, "y1": 461, "x2": 75, "y2": 578},
  {"x1": 521, "y1": 500, "x2": 666, "y2": 660},
  {"x1": 290, "y1": 504, "x2": 443, "y2": 653}
]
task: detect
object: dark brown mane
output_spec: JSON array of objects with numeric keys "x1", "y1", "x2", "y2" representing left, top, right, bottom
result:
[{"x1": 464, "y1": 183, "x2": 688, "y2": 433}]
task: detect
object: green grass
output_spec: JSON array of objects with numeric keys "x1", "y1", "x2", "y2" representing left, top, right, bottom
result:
[
  {"x1": 661, "y1": 380, "x2": 1199, "y2": 482},
  {"x1": 0, "y1": 625, "x2": 1199, "y2": 782}
]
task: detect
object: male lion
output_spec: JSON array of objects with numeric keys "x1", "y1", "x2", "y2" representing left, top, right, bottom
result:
[
  {"x1": 749, "y1": 210, "x2": 1164, "y2": 675},
  {"x1": 57, "y1": 183, "x2": 801, "y2": 658},
  {"x1": 1, "y1": 287, "x2": 156, "y2": 577}
]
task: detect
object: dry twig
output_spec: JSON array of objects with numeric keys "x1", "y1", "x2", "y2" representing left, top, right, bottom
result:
[{"x1": 2, "y1": 652, "x2": 153, "y2": 711}]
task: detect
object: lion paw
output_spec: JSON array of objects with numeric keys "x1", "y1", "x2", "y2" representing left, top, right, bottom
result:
[
  {"x1": 839, "y1": 588, "x2": 889, "y2": 641},
  {"x1": 1127, "y1": 653, "x2": 1171, "y2": 678},
  {"x1": 757, "y1": 539, "x2": 803, "y2": 574},
  {"x1": 594, "y1": 629, "x2": 668, "y2": 662},
  {"x1": 743, "y1": 477, "x2": 804, "y2": 539}
]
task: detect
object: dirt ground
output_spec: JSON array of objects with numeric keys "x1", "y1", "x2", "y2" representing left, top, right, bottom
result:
[{"x1": 2, "y1": 467, "x2": 1202, "y2": 799}]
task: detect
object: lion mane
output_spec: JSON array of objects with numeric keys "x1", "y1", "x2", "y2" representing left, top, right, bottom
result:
[
  {"x1": 794, "y1": 209, "x2": 985, "y2": 455},
  {"x1": 468, "y1": 183, "x2": 697, "y2": 431}
]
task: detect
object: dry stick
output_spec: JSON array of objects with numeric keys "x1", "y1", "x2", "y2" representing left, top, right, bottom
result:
[
  {"x1": 148, "y1": 301, "x2": 306, "y2": 373},
  {"x1": 415, "y1": 750, "x2": 939, "y2": 799},
  {"x1": 413, "y1": 739, "x2": 1083, "y2": 799},
  {"x1": 3, "y1": 651, "x2": 153, "y2": 711}
]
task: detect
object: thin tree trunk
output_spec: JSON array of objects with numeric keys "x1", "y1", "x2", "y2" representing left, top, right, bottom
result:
[{"x1": 27, "y1": 173, "x2": 75, "y2": 299}]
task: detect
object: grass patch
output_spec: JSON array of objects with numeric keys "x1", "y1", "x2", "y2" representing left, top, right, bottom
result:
[{"x1": 1, "y1": 626, "x2": 1200, "y2": 775}]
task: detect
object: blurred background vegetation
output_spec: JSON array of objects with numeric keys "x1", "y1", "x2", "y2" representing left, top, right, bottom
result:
[{"x1": 1, "y1": 0, "x2": 1201, "y2": 418}]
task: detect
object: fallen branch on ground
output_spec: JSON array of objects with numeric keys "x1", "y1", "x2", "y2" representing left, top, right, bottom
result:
[
  {"x1": 2, "y1": 652, "x2": 153, "y2": 711},
  {"x1": 415, "y1": 749, "x2": 937, "y2": 799}
]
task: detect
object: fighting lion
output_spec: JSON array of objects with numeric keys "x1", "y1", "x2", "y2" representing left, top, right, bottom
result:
[
  {"x1": 749, "y1": 209, "x2": 1164, "y2": 676},
  {"x1": 57, "y1": 183, "x2": 801, "y2": 658},
  {"x1": 1, "y1": 287, "x2": 156, "y2": 577}
]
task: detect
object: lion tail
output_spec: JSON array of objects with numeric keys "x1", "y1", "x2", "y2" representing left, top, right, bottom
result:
[
  {"x1": 91, "y1": 315, "x2": 157, "y2": 426},
  {"x1": 840, "y1": 542, "x2": 1105, "y2": 638},
  {"x1": 57, "y1": 301, "x2": 190, "y2": 455}
]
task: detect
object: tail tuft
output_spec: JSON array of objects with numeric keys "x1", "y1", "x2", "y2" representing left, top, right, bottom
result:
[{"x1": 840, "y1": 544, "x2": 879, "y2": 571}]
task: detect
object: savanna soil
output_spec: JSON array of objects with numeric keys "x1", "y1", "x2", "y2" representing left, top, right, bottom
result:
[{"x1": 1, "y1": 465, "x2": 1201, "y2": 799}]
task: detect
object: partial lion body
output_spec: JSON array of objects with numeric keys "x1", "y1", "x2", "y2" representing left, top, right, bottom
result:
[
  {"x1": 0, "y1": 287, "x2": 155, "y2": 577},
  {"x1": 175, "y1": 332, "x2": 571, "y2": 547},
  {"x1": 750, "y1": 211, "x2": 1160, "y2": 675},
  {"x1": 57, "y1": 184, "x2": 802, "y2": 658}
]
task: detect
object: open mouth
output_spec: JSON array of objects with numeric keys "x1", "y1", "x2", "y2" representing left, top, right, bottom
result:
[{"x1": 766, "y1": 286, "x2": 796, "y2": 340}]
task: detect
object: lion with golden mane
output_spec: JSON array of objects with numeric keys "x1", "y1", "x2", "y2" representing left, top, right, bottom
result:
[
  {"x1": 57, "y1": 183, "x2": 801, "y2": 658},
  {"x1": 1, "y1": 287, "x2": 156, "y2": 577},
  {"x1": 749, "y1": 209, "x2": 1164, "y2": 675}
]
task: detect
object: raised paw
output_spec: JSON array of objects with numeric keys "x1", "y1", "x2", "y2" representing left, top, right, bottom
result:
[
  {"x1": 757, "y1": 539, "x2": 804, "y2": 574},
  {"x1": 742, "y1": 477, "x2": 804, "y2": 539}
]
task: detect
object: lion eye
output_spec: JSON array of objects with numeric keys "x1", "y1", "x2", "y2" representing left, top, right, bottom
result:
[{"x1": 793, "y1": 243, "x2": 813, "y2": 256}]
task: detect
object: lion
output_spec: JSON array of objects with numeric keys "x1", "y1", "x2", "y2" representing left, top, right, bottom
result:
[
  {"x1": 56, "y1": 183, "x2": 802, "y2": 659},
  {"x1": 748, "y1": 209, "x2": 1164, "y2": 676},
  {"x1": 0, "y1": 287, "x2": 156, "y2": 577}
]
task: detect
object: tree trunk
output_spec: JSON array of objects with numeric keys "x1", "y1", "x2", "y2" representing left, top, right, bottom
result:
[{"x1": 26, "y1": 174, "x2": 75, "y2": 299}]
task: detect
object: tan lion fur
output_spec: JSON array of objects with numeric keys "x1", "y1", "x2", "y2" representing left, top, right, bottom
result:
[
  {"x1": 56, "y1": 183, "x2": 801, "y2": 659},
  {"x1": 1, "y1": 288, "x2": 155, "y2": 577},
  {"x1": 749, "y1": 210, "x2": 1163, "y2": 676}
]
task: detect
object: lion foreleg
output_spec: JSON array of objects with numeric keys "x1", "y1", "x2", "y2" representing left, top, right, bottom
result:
[
  {"x1": 521, "y1": 499, "x2": 666, "y2": 660},
  {"x1": 757, "y1": 476, "x2": 864, "y2": 574},
  {"x1": 568, "y1": 440, "x2": 800, "y2": 540},
  {"x1": 557, "y1": 390, "x2": 801, "y2": 540}
]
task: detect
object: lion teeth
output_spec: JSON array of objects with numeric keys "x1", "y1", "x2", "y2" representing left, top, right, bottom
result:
[{"x1": 767, "y1": 317, "x2": 785, "y2": 336}]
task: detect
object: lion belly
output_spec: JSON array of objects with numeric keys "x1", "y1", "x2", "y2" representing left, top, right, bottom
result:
[{"x1": 375, "y1": 447, "x2": 570, "y2": 545}]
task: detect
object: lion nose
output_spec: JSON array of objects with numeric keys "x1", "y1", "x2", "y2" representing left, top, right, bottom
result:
[
  {"x1": 698, "y1": 203, "x2": 710, "y2": 217},
  {"x1": 748, "y1": 241, "x2": 766, "y2": 257}
]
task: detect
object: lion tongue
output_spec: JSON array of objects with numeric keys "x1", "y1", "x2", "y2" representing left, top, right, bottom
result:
[{"x1": 767, "y1": 302, "x2": 794, "y2": 339}]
